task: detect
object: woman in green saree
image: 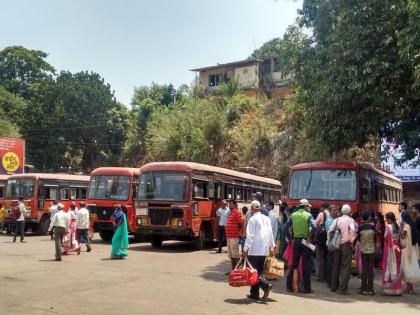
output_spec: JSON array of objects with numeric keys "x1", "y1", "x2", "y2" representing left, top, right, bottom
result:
[{"x1": 111, "y1": 205, "x2": 129, "y2": 259}]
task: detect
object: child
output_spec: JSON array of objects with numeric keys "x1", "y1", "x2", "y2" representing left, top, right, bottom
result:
[{"x1": 358, "y1": 210, "x2": 376, "y2": 295}]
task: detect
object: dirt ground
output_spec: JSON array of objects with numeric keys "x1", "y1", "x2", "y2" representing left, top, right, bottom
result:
[{"x1": 0, "y1": 233, "x2": 419, "y2": 315}]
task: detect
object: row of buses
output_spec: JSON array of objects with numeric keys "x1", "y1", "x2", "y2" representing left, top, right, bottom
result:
[{"x1": 0, "y1": 161, "x2": 402, "y2": 249}]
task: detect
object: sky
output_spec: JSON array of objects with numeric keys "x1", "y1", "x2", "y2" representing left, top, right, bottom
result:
[{"x1": 0, "y1": 0, "x2": 303, "y2": 106}]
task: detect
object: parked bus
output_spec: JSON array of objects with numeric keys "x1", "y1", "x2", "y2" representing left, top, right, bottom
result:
[
  {"x1": 286, "y1": 161, "x2": 402, "y2": 217},
  {"x1": 0, "y1": 174, "x2": 8, "y2": 197},
  {"x1": 135, "y1": 162, "x2": 282, "y2": 249},
  {"x1": 0, "y1": 175, "x2": 8, "y2": 208},
  {"x1": 87, "y1": 167, "x2": 139, "y2": 242},
  {"x1": 2, "y1": 173, "x2": 90, "y2": 234}
]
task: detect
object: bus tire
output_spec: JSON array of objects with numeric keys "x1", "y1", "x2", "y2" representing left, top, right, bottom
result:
[
  {"x1": 195, "y1": 226, "x2": 206, "y2": 250},
  {"x1": 38, "y1": 216, "x2": 50, "y2": 235},
  {"x1": 133, "y1": 234, "x2": 142, "y2": 243},
  {"x1": 150, "y1": 235, "x2": 162, "y2": 248},
  {"x1": 99, "y1": 230, "x2": 114, "y2": 242}
]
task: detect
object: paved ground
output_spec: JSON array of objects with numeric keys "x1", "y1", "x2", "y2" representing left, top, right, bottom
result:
[{"x1": 0, "y1": 233, "x2": 419, "y2": 315}]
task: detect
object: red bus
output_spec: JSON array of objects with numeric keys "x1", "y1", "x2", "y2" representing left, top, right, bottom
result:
[
  {"x1": 135, "y1": 162, "x2": 282, "y2": 249},
  {"x1": 286, "y1": 161, "x2": 403, "y2": 217},
  {"x1": 2, "y1": 173, "x2": 90, "y2": 234},
  {"x1": 0, "y1": 175, "x2": 8, "y2": 208},
  {"x1": 87, "y1": 167, "x2": 139, "y2": 242}
]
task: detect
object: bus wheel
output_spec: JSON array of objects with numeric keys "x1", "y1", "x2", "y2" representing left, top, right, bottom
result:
[
  {"x1": 195, "y1": 226, "x2": 206, "y2": 250},
  {"x1": 150, "y1": 235, "x2": 162, "y2": 248},
  {"x1": 38, "y1": 217, "x2": 50, "y2": 235},
  {"x1": 99, "y1": 230, "x2": 114, "y2": 242},
  {"x1": 133, "y1": 234, "x2": 142, "y2": 243}
]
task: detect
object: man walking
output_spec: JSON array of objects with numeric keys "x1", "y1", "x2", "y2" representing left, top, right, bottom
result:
[
  {"x1": 13, "y1": 197, "x2": 26, "y2": 243},
  {"x1": 76, "y1": 201, "x2": 92, "y2": 252},
  {"x1": 328, "y1": 204, "x2": 356, "y2": 294},
  {"x1": 242, "y1": 200, "x2": 274, "y2": 300},
  {"x1": 225, "y1": 200, "x2": 243, "y2": 273},
  {"x1": 48, "y1": 203, "x2": 69, "y2": 261},
  {"x1": 216, "y1": 200, "x2": 229, "y2": 253},
  {"x1": 284, "y1": 199, "x2": 317, "y2": 293}
]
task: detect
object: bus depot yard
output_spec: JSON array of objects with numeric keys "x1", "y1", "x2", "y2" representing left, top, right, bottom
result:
[{"x1": 0, "y1": 234, "x2": 419, "y2": 315}]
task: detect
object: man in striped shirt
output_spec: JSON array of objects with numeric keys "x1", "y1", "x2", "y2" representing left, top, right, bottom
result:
[{"x1": 225, "y1": 200, "x2": 244, "y2": 273}]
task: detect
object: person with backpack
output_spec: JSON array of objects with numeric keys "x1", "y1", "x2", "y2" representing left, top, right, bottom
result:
[
  {"x1": 325, "y1": 205, "x2": 339, "y2": 287},
  {"x1": 13, "y1": 197, "x2": 26, "y2": 243},
  {"x1": 314, "y1": 202, "x2": 329, "y2": 282},
  {"x1": 328, "y1": 204, "x2": 356, "y2": 295}
]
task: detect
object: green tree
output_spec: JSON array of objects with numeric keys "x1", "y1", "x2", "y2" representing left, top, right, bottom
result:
[
  {"x1": 0, "y1": 46, "x2": 55, "y2": 98},
  {"x1": 123, "y1": 83, "x2": 184, "y2": 164},
  {"x1": 293, "y1": 0, "x2": 419, "y2": 162},
  {"x1": 21, "y1": 71, "x2": 128, "y2": 173}
]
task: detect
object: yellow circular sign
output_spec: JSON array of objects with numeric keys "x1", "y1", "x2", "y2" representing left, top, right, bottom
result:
[{"x1": 2, "y1": 152, "x2": 20, "y2": 173}]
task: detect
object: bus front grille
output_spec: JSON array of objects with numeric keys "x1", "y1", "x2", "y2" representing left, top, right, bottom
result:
[{"x1": 149, "y1": 209, "x2": 170, "y2": 225}]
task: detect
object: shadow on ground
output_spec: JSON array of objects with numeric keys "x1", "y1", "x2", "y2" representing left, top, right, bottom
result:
[
  {"x1": 128, "y1": 241, "x2": 198, "y2": 253},
  {"x1": 269, "y1": 272, "x2": 420, "y2": 310}
]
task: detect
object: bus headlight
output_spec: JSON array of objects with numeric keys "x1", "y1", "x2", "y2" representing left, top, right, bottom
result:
[
  {"x1": 177, "y1": 220, "x2": 183, "y2": 227},
  {"x1": 137, "y1": 218, "x2": 142, "y2": 225},
  {"x1": 136, "y1": 207, "x2": 148, "y2": 216}
]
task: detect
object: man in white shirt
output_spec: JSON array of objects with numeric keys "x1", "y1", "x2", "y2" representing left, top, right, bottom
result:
[
  {"x1": 76, "y1": 202, "x2": 91, "y2": 252},
  {"x1": 48, "y1": 203, "x2": 69, "y2": 261},
  {"x1": 13, "y1": 197, "x2": 27, "y2": 243},
  {"x1": 48, "y1": 200, "x2": 58, "y2": 240},
  {"x1": 216, "y1": 200, "x2": 230, "y2": 253},
  {"x1": 242, "y1": 200, "x2": 275, "y2": 300}
]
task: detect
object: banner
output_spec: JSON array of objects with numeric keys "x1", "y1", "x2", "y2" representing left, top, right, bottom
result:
[
  {"x1": 0, "y1": 137, "x2": 25, "y2": 175},
  {"x1": 381, "y1": 139, "x2": 420, "y2": 182}
]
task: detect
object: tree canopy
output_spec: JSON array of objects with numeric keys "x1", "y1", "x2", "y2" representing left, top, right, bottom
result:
[{"x1": 292, "y1": 0, "x2": 419, "y2": 163}]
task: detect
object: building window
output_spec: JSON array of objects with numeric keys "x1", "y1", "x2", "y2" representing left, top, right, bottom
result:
[{"x1": 209, "y1": 74, "x2": 222, "y2": 86}]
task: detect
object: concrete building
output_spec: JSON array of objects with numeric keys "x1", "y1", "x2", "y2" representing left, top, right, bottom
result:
[{"x1": 191, "y1": 57, "x2": 291, "y2": 103}]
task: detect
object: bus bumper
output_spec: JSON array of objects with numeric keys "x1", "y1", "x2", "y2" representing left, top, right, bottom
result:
[
  {"x1": 136, "y1": 226, "x2": 193, "y2": 238},
  {"x1": 93, "y1": 221, "x2": 114, "y2": 232}
]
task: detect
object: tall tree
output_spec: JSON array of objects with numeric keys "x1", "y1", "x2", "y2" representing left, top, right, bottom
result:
[
  {"x1": 21, "y1": 71, "x2": 128, "y2": 173},
  {"x1": 0, "y1": 46, "x2": 55, "y2": 98},
  {"x1": 293, "y1": 0, "x2": 419, "y2": 163}
]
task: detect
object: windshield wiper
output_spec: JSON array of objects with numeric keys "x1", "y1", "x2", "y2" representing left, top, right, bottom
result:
[{"x1": 306, "y1": 169, "x2": 313, "y2": 192}]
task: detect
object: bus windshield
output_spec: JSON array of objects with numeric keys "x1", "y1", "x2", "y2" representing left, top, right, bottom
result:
[
  {"x1": 138, "y1": 172, "x2": 189, "y2": 201},
  {"x1": 88, "y1": 175, "x2": 131, "y2": 200},
  {"x1": 288, "y1": 169, "x2": 356, "y2": 201},
  {"x1": 5, "y1": 178, "x2": 35, "y2": 198}
]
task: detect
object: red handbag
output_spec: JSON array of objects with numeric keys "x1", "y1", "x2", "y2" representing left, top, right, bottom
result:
[{"x1": 228, "y1": 257, "x2": 259, "y2": 287}]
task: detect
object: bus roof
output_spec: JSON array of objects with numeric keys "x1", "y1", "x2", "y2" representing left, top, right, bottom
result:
[
  {"x1": 90, "y1": 167, "x2": 140, "y2": 176},
  {"x1": 291, "y1": 161, "x2": 401, "y2": 183},
  {"x1": 140, "y1": 162, "x2": 281, "y2": 187},
  {"x1": 6, "y1": 173, "x2": 90, "y2": 182}
]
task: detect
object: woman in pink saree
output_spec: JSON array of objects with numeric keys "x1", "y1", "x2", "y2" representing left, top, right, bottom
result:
[
  {"x1": 62, "y1": 204, "x2": 80, "y2": 255},
  {"x1": 381, "y1": 212, "x2": 402, "y2": 296}
]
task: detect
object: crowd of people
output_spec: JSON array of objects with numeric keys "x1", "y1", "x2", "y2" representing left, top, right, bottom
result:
[
  {"x1": 218, "y1": 195, "x2": 420, "y2": 301},
  {"x1": 0, "y1": 199, "x2": 129, "y2": 261}
]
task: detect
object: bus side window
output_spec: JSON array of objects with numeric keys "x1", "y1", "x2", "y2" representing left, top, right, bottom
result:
[
  {"x1": 208, "y1": 181, "x2": 215, "y2": 199},
  {"x1": 215, "y1": 183, "x2": 222, "y2": 199},
  {"x1": 70, "y1": 188, "x2": 77, "y2": 200},
  {"x1": 76, "y1": 188, "x2": 87, "y2": 200},
  {"x1": 235, "y1": 186, "x2": 243, "y2": 201},
  {"x1": 225, "y1": 186, "x2": 234, "y2": 200},
  {"x1": 60, "y1": 188, "x2": 69, "y2": 200},
  {"x1": 193, "y1": 181, "x2": 208, "y2": 199},
  {"x1": 44, "y1": 187, "x2": 57, "y2": 200}
]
